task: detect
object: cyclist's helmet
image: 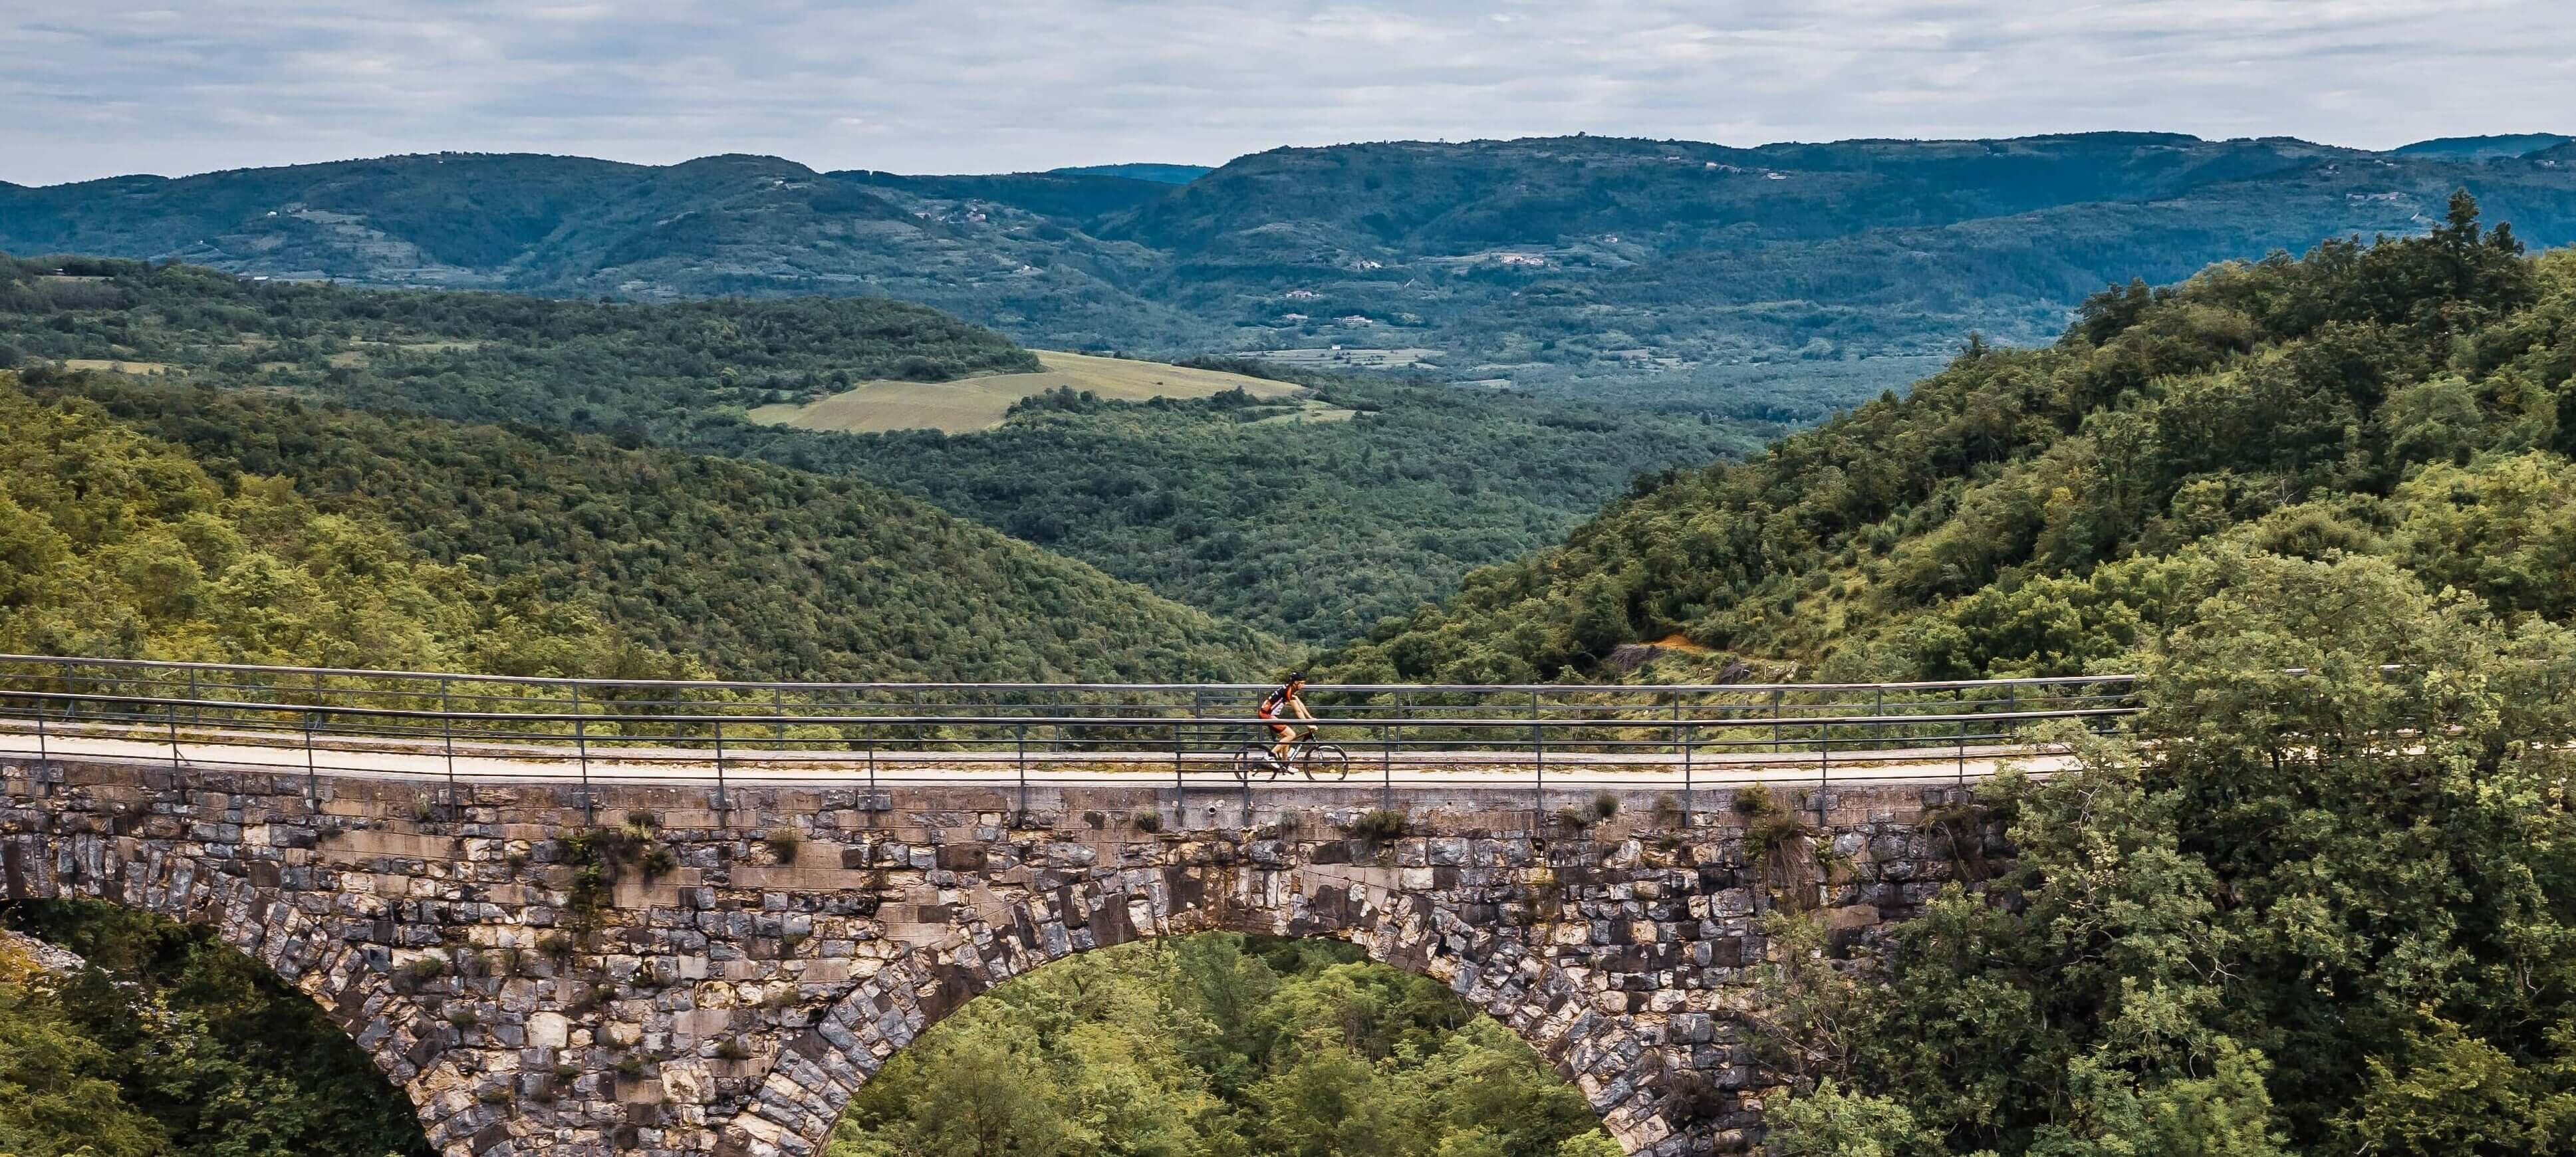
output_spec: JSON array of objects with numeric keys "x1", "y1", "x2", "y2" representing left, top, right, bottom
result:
[{"x1": 1285, "y1": 671, "x2": 1307, "y2": 685}]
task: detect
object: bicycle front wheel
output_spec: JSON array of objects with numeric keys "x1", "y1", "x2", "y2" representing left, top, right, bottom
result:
[{"x1": 1301, "y1": 745, "x2": 1352, "y2": 780}]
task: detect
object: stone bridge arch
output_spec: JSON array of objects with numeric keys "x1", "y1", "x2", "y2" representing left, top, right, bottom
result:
[
  {"x1": 721, "y1": 838, "x2": 1670, "y2": 1157},
  {"x1": 5, "y1": 756, "x2": 1978, "y2": 1157},
  {"x1": 1, "y1": 771, "x2": 491, "y2": 1153}
]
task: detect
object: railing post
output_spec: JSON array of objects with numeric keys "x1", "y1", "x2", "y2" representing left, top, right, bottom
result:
[
  {"x1": 304, "y1": 709, "x2": 320, "y2": 803},
  {"x1": 773, "y1": 687, "x2": 787, "y2": 750},
  {"x1": 167, "y1": 700, "x2": 183, "y2": 775},
  {"x1": 1817, "y1": 721, "x2": 1831, "y2": 825},
  {"x1": 1394, "y1": 690, "x2": 1407, "y2": 771},
  {"x1": 1015, "y1": 723, "x2": 1029, "y2": 819},
  {"x1": 1380, "y1": 722, "x2": 1392, "y2": 812},
  {"x1": 1770, "y1": 688, "x2": 1783, "y2": 747},
  {"x1": 576, "y1": 714, "x2": 593, "y2": 826},
  {"x1": 1532, "y1": 690, "x2": 1545, "y2": 832},
  {"x1": 444, "y1": 706, "x2": 459, "y2": 817},
  {"x1": 713, "y1": 719, "x2": 729, "y2": 820},
  {"x1": 35, "y1": 699, "x2": 49, "y2": 765},
  {"x1": 1680, "y1": 721, "x2": 1694, "y2": 824},
  {"x1": 188, "y1": 667, "x2": 201, "y2": 726}
]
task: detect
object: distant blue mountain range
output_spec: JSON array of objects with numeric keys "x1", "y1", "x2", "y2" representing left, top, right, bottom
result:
[
  {"x1": 1046, "y1": 163, "x2": 1214, "y2": 184},
  {"x1": 2394, "y1": 133, "x2": 2571, "y2": 160}
]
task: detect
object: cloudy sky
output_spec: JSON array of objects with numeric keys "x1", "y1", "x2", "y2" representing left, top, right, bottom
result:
[{"x1": 3, "y1": 0, "x2": 2569, "y2": 186}]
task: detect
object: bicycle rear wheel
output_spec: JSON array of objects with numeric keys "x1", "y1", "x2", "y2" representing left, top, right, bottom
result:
[{"x1": 1231, "y1": 745, "x2": 1267, "y2": 784}]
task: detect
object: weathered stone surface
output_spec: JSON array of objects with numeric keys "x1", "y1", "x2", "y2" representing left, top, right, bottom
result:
[{"x1": 1, "y1": 759, "x2": 1974, "y2": 1157}]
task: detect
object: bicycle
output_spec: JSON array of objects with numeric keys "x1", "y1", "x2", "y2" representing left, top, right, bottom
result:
[{"x1": 1231, "y1": 728, "x2": 1351, "y2": 783}]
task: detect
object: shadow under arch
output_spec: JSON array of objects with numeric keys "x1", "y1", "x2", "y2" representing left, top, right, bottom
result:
[
  {"x1": 716, "y1": 865, "x2": 1684, "y2": 1157},
  {"x1": 1, "y1": 892, "x2": 442, "y2": 1157}
]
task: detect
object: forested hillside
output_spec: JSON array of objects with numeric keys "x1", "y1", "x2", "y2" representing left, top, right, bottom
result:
[
  {"x1": 1330, "y1": 196, "x2": 2576, "y2": 684},
  {"x1": 9, "y1": 369, "x2": 1270, "y2": 681},
  {"x1": 827, "y1": 934, "x2": 1616, "y2": 1157},
  {"x1": 0, "y1": 371, "x2": 660, "y2": 674},
  {"x1": 12, "y1": 134, "x2": 2576, "y2": 406},
  {"x1": 1, "y1": 902, "x2": 438, "y2": 1157},
  {"x1": 0, "y1": 258, "x2": 1745, "y2": 646}
]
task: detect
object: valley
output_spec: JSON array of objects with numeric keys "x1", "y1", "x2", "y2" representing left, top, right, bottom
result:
[{"x1": 0, "y1": 254, "x2": 1749, "y2": 647}]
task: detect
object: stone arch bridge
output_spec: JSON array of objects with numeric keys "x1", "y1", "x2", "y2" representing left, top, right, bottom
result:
[{"x1": 0, "y1": 658, "x2": 2132, "y2": 1156}]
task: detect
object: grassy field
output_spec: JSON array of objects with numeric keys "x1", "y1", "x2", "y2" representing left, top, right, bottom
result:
[
  {"x1": 747, "y1": 350, "x2": 1301, "y2": 434},
  {"x1": 61, "y1": 358, "x2": 176, "y2": 374}
]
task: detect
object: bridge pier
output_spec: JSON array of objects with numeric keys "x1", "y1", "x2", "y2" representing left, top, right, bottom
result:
[{"x1": 2, "y1": 755, "x2": 1994, "y2": 1156}]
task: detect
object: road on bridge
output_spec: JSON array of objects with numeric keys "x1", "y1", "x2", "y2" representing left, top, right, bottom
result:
[{"x1": 0, "y1": 724, "x2": 2077, "y2": 792}]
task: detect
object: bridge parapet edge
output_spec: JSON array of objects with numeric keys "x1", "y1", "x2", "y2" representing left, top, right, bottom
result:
[{"x1": 2, "y1": 756, "x2": 2004, "y2": 1157}]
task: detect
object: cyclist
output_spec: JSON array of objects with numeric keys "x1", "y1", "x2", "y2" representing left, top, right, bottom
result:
[{"x1": 1257, "y1": 672, "x2": 1316, "y2": 771}]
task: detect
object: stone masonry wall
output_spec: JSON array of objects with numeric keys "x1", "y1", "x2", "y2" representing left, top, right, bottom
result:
[{"x1": 0, "y1": 757, "x2": 1997, "y2": 1157}]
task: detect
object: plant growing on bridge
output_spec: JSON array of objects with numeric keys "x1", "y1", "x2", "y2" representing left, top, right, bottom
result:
[
  {"x1": 563, "y1": 824, "x2": 680, "y2": 928},
  {"x1": 1344, "y1": 807, "x2": 1409, "y2": 842},
  {"x1": 763, "y1": 827, "x2": 804, "y2": 864},
  {"x1": 1734, "y1": 787, "x2": 1819, "y2": 912}
]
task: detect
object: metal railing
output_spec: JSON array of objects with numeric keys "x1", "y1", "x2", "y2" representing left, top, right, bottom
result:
[{"x1": 0, "y1": 654, "x2": 2140, "y2": 815}]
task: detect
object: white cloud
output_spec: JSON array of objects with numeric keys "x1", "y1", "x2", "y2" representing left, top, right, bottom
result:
[{"x1": 0, "y1": 0, "x2": 2567, "y2": 184}]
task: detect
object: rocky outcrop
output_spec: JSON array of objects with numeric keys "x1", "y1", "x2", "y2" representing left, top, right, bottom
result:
[{"x1": 0, "y1": 925, "x2": 86, "y2": 975}]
